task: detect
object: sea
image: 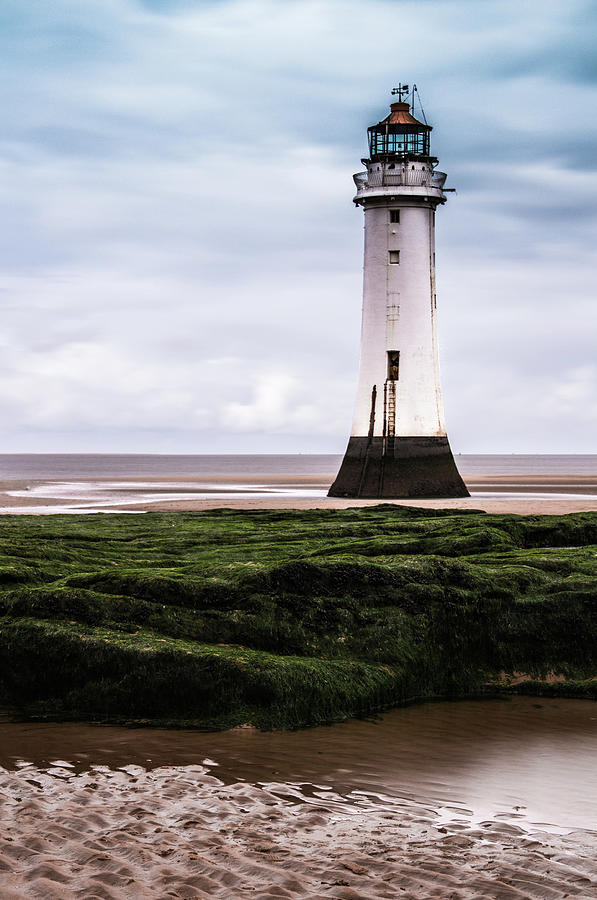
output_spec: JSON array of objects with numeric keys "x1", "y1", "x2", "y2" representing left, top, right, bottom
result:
[{"x1": 0, "y1": 452, "x2": 596, "y2": 479}]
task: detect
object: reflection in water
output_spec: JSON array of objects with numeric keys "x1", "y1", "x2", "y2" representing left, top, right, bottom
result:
[
  {"x1": 1, "y1": 480, "x2": 596, "y2": 514},
  {"x1": 2, "y1": 696, "x2": 596, "y2": 833},
  {"x1": 0, "y1": 480, "x2": 328, "y2": 514}
]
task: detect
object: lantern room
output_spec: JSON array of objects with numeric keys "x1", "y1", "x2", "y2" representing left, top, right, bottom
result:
[{"x1": 367, "y1": 101, "x2": 432, "y2": 161}]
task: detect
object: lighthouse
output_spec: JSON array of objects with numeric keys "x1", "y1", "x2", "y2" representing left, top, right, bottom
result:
[{"x1": 329, "y1": 86, "x2": 469, "y2": 499}]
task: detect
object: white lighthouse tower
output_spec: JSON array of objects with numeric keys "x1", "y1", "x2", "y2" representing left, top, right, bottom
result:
[{"x1": 329, "y1": 86, "x2": 468, "y2": 498}]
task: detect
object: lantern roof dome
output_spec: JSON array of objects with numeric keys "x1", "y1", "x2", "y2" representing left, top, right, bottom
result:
[{"x1": 374, "y1": 101, "x2": 431, "y2": 130}]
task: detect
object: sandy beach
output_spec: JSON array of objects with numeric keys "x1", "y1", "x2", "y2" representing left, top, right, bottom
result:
[
  {"x1": 1, "y1": 753, "x2": 596, "y2": 899},
  {"x1": 0, "y1": 760, "x2": 597, "y2": 900},
  {"x1": 2, "y1": 699, "x2": 597, "y2": 899},
  {"x1": 1, "y1": 472, "x2": 597, "y2": 515}
]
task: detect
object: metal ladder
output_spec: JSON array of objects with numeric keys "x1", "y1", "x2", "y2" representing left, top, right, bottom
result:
[
  {"x1": 378, "y1": 379, "x2": 397, "y2": 495},
  {"x1": 386, "y1": 380, "x2": 396, "y2": 450},
  {"x1": 382, "y1": 379, "x2": 396, "y2": 458}
]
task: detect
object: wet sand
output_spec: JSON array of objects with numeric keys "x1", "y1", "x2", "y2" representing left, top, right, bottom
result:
[
  {"x1": 1, "y1": 698, "x2": 596, "y2": 899},
  {"x1": 1, "y1": 473, "x2": 597, "y2": 515}
]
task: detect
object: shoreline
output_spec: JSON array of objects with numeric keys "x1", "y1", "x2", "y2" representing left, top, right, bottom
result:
[
  {"x1": 0, "y1": 472, "x2": 596, "y2": 515},
  {"x1": 2, "y1": 679, "x2": 597, "y2": 734}
]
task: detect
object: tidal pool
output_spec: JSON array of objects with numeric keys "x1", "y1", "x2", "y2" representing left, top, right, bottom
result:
[{"x1": 2, "y1": 696, "x2": 596, "y2": 834}]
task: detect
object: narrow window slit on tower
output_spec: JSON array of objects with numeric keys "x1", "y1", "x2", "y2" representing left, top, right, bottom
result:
[
  {"x1": 389, "y1": 210, "x2": 400, "y2": 223},
  {"x1": 388, "y1": 250, "x2": 400, "y2": 264},
  {"x1": 387, "y1": 350, "x2": 400, "y2": 381}
]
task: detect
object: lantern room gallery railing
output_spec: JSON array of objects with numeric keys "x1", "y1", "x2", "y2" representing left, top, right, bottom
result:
[{"x1": 353, "y1": 169, "x2": 447, "y2": 190}]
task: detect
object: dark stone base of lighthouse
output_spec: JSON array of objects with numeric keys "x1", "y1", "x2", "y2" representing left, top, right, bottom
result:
[{"x1": 328, "y1": 436, "x2": 470, "y2": 499}]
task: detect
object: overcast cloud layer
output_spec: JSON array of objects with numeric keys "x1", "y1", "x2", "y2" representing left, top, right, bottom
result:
[{"x1": 1, "y1": 0, "x2": 596, "y2": 453}]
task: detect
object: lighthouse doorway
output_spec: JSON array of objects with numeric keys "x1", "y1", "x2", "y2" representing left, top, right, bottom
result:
[{"x1": 387, "y1": 350, "x2": 400, "y2": 381}]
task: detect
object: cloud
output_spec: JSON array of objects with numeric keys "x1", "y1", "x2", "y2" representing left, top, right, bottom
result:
[{"x1": 0, "y1": 0, "x2": 595, "y2": 451}]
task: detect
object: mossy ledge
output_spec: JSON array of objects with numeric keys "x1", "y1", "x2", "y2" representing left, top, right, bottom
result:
[{"x1": 0, "y1": 505, "x2": 596, "y2": 730}]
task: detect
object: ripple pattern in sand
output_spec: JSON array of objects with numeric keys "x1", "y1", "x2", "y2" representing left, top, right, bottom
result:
[{"x1": 1, "y1": 757, "x2": 597, "y2": 899}]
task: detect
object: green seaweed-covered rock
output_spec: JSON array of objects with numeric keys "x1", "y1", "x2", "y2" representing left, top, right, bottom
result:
[{"x1": 0, "y1": 506, "x2": 595, "y2": 729}]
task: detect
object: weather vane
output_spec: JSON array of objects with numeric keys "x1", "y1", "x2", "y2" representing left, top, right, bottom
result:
[{"x1": 391, "y1": 83, "x2": 409, "y2": 102}]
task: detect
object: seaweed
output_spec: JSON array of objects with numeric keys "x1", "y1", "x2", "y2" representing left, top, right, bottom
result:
[{"x1": 0, "y1": 506, "x2": 595, "y2": 729}]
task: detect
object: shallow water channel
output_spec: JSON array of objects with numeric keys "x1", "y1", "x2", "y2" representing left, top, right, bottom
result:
[{"x1": 2, "y1": 696, "x2": 596, "y2": 835}]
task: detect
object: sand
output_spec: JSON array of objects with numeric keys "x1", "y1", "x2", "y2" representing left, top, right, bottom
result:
[
  {"x1": 1, "y1": 760, "x2": 596, "y2": 899},
  {"x1": 136, "y1": 491, "x2": 597, "y2": 516},
  {"x1": 1, "y1": 473, "x2": 597, "y2": 515}
]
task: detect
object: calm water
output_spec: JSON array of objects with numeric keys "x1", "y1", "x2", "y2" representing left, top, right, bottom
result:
[
  {"x1": 0, "y1": 454, "x2": 339, "y2": 480},
  {"x1": 0, "y1": 453, "x2": 596, "y2": 480},
  {"x1": 1, "y1": 697, "x2": 596, "y2": 834}
]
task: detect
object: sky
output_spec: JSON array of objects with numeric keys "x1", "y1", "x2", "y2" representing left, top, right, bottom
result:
[{"x1": 1, "y1": 0, "x2": 596, "y2": 454}]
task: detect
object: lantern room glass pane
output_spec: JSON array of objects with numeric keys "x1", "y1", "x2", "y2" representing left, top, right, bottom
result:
[{"x1": 369, "y1": 129, "x2": 428, "y2": 158}]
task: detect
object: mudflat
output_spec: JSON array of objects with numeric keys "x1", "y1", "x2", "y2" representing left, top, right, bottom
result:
[
  {"x1": 2, "y1": 753, "x2": 596, "y2": 899},
  {"x1": 0, "y1": 471, "x2": 597, "y2": 514}
]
